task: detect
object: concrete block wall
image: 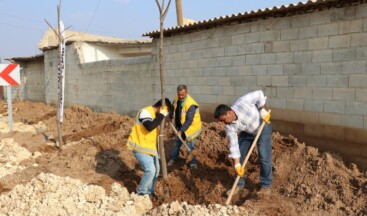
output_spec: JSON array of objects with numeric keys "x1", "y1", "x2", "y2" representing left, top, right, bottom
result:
[
  {"x1": 154, "y1": 4, "x2": 367, "y2": 169},
  {"x1": 22, "y1": 60, "x2": 45, "y2": 102},
  {"x1": 44, "y1": 43, "x2": 157, "y2": 116}
]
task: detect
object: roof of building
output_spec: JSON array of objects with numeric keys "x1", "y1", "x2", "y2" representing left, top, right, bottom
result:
[
  {"x1": 6, "y1": 54, "x2": 44, "y2": 63},
  {"x1": 143, "y1": 0, "x2": 362, "y2": 38},
  {"x1": 38, "y1": 29, "x2": 152, "y2": 51}
]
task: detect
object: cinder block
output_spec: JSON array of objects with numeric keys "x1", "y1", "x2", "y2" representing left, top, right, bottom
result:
[
  {"x1": 307, "y1": 75, "x2": 326, "y2": 87},
  {"x1": 318, "y1": 23, "x2": 339, "y2": 36},
  {"x1": 251, "y1": 43, "x2": 265, "y2": 54},
  {"x1": 282, "y1": 109, "x2": 300, "y2": 122},
  {"x1": 252, "y1": 65, "x2": 267, "y2": 75},
  {"x1": 356, "y1": 89, "x2": 367, "y2": 101},
  {"x1": 291, "y1": 14, "x2": 310, "y2": 27},
  {"x1": 265, "y1": 86, "x2": 277, "y2": 97},
  {"x1": 290, "y1": 39, "x2": 308, "y2": 51},
  {"x1": 345, "y1": 128, "x2": 367, "y2": 146},
  {"x1": 260, "y1": 30, "x2": 280, "y2": 42},
  {"x1": 286, "y1": 98, "x2": 304, "y2": 110},
  {"x1": 232, "y1": 34, "x2": 245, "y2": 45},
  {"x1": 225, "y1": 46, "x2": 238, "y2": 56},
  {"x1": 235, "y1": 86, "x2": 249, "y2": 96},
  {"x1": 230, "y1": 76, "x2": 257, "y2": 86},
  {"x1": 219, "y1": 36, "x2": 232, "y2": 47},
  {"x1": 223, "y1": 86, "x2": 236, "y2": 96},
  {"x1": 281, "y1": 28, "x2": 299, "y2": 40},
  {"x1": 211, "y1": 86, "x2": 223, "y2": 95},
  {"x1": 232, "y1": 55, "x2": 247, "y2": 66},
  {"x1": 324, "y1": 100, "x2": 346, "y2": 114},
  {"x1": 312, "y1": 87, "x2": 332, "y2": 100},
  {"x1": 273, "y1": 41, "x2": 290, "y2": 52},
  {"x1": 294, "y1": 87, "x2": 312, "y2": 99},
  {"x1": 333, "y1": 88, "x2": 356, "y2": 101},
  {"x1": 272, "y1": 76, "x2": 288, "y2": 87},
  {"x1": 284, "y1": 64, "x2": 302, "y2": 75},
  {"x1": 277, "y1": 87, "x2": 294, "y2": 98},
  {"x1": 310, "y1": 11, "x2": 332, "y2": 25},
  {"x1": 245, "y1": 32, "x2": 260, "y2": 43},
  {"x1": 350, "y1": 74, "x2": 367, "y2": 87},
  {"x1": 257, "y1": 76, "x2": 272, "y2": 86},
  {"x1": 342, "y1": 61, "x2": 366, "y2": 74},
  {"x1": 318, "y1": 112, "x2": 340, "y2": 126},
  {"x1": 220, "y1": 57, "x2": 233, "y2": 67},
  {"x1": 321, "y1": 62, "x2": 342, "y2": 74},
  {"x1": 356, "y1": 4, "x2": 367, "y2": 18},
  {"x1": 270, "y1": 108, "x2": 283, "y2": 120},
  {"x1": 356, "y1": 47, "x2": 367, "y2": 60},
  {"x1": 339, "y1": 20, "x2": 363, "y2": 34},
  {"x1": 308, "y1": 37, "x2": 328, "y2": 50},
  {"x1": 326, "y1": 75, "x2": 348, "y2": 87},
  {"x1": 261, "y1": 53, "x2": 277, "y2": 64},
  {"x1": 332, "y1": 48, "x2": 356, "y2": 61},
  {"x1": 294, "y1": 51, "x2": 312, "y2": 63},
  {"x1": 277, "y1": 53, "x2": 293, "y2": 64},
  {"x1": 299, "y1": 111, "x2": 319, "y2": 124},
  {"x1": 238, "y1": 66, "x2": 252, "y2": 75},
  {"x1": 237, "y1": 44, "x2": 252, "y2": 55},
  {"x1": 302, "y1": 64, "x2": 321, "y2": 75},
  {"x1": 273, "y1": 17, "x2": 291, "y2": 30},
  {"x1": 299, "y1": 26, "x2": 318, "y2": 39},
  {"x1": 304, "y1": 124, "x2": 345, "y2": 140},
  {"x1": 346, "y1": 101, "x2": 367, "y2": 115},
  {"x1": 341, "y1": 115, "x2": 364, "y2": 129},
  {"x1": 289, "y1": 76, "x2": 307, "y2": 87},
  {"x1": 312, "y1": 50, "x2": 332, "y2": 63},
  {"x1": 267, "y1": 65, "x2": 284, "y2": 75},
  {"x1": 268, "y1": 97, "x2": 286, "y2": 109},
  {"x1": 200, "y1": 86, "x2": 212, "y2": 94},
  {"x1": 351, "y1": 33, "x2": 367, "y2": 46},
  {"x1": 245, "y1": 54, "x2": 261, "y2": 65},
  {"x1": 364, "y1": 18, "x2": 367, "y2": 31},
  {"x1": 365, "y1": 116, "x2": 367, "y2": 130},
  {"x1": 329, "y1": 35, "x2": 351, "y2": 48}
]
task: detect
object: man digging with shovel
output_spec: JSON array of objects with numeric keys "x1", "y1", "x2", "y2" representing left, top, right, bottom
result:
[
  {"x1": 168, "y1": 84, "x2": 202, "y2": 169},
  {"x1": 214, "y1": 90, "x2": 272, "y2": 198}
]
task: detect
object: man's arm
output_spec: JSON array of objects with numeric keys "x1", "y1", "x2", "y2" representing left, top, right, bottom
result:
[
  {"x1": 241, "y1": 90, "x2": 267, "y2": 109},
  {"x1": 226, "y1": 126, "x2": 241, "y2": 159},
  {"x1": 139, "y1": 110, "x2": 165, "y2": 132},
  {"x1": 179, "y1": 105, "x2": 196, "y2": 133}
]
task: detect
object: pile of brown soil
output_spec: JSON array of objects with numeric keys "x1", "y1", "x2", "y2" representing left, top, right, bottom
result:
[{"x1": 0, "y1": 100, "x2": 365, "y2": 215}]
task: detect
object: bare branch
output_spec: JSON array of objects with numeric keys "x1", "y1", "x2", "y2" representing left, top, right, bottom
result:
[
  {"x1": 64, "y1": 34, "x2": 75, "y2": 40},
  {"x1": 162, "y1": 0, "x2": 172, "y2": 20},
  {"x1": 155, "y1": 0, "x2": 162, "y2": 13},
  {"x1": 44, "y1": 19, "x2": 58, "y2": 37}
]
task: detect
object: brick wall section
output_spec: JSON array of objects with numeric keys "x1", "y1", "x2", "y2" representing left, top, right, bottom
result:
[
  {"x1": 22, "y1": 60, "x2": 45, "y2": 102},
  {"x1": 44, "y1": 43, "x2": 158, "y2": 116},
  {"x1": 153, "y1": 4, "x2": 367, "y2": 169}
]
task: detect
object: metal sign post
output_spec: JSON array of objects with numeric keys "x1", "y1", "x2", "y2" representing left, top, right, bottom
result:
[{"x1": 7, "y1": 86, "x2": 13, "y2": 131}]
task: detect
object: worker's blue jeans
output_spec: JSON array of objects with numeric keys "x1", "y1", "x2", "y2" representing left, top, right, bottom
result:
[
  {"x1": 171, "y1": 137, "x2": 197, "y2": 165},
  {"x1": 133, "y1": 150, "x2": 160, "y2": 195},
  {"x1": 237, "y1": 122, "x2": 272, "y2": 188}
]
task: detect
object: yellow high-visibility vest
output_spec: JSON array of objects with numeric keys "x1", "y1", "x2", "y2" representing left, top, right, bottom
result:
[
  {"x1": 127, "y1": 106, "x2": 158, "y2": 156},
  {"x1": 173, "y1": 94, "x2": 202, "y2": 141}
]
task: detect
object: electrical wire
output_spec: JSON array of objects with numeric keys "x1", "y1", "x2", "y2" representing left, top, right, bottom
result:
[{"x1": 85, "y1": 0, "x2": 102, "y2": 33}]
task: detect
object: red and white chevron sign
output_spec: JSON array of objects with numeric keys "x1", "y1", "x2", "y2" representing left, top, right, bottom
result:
[{"x1": 0, "y1": 64, "x2": 20, "y2": 86}]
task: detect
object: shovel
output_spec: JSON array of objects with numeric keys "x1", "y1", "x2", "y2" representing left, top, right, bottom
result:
[
  {"x1": 225, "y1": 110, "x2": 271, "y2": 205},
  {"x1": 168, "y1": 121, "x2": 197, "y2": 163}
]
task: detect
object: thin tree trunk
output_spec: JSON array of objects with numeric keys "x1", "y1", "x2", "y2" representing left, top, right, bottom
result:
[
  {"x1": 175, "y1": 0, "x2": 183, "y2": 26},
  {"x1": 56, "y1": 1, "x2": 63, "y2": 148}
]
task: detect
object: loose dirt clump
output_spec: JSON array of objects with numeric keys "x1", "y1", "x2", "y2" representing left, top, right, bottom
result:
[{"x1": 0, "y1": 100, "x2": 366, "y2": 215}]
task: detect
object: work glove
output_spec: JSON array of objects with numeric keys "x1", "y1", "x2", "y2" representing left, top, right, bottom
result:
[
  {"x1": 160, "y1": 106, "x2": 169, "y2": 117},
  {"x1": 260, "y1": 108, "x2": 271, "y2": 124},
  {"x1": 234, "y1": 163, "x2": 245, "y2": 177}
]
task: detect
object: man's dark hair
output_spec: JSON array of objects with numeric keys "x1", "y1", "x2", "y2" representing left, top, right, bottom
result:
[
  {"x1": 177, "y1": 84, "x2": 187, "y2": 92},
  {"x1": 214, "y1": 104, "x2": 231, "y2": 119},
  {"x1": 153, "y1": 98, "x2": 172, "y2": 111}
]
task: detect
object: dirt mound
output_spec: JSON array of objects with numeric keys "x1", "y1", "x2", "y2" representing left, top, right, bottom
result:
[{"x1": 0, "y1": 100, "x2": 366, "y2": 215}]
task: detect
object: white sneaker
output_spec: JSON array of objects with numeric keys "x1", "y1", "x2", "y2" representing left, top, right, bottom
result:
[
  {"x1": 167, "y1": 159, "x2": 175, "y2": 166},
  {"x1": 190, "y1": 163, "x2": 197, "y2": 169}
]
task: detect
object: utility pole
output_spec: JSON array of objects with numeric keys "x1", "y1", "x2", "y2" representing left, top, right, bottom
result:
[{"x1": 175, "y1": 0, "x2": 183, "y2": 26}]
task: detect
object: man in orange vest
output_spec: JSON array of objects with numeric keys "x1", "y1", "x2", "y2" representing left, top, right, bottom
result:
[
  {"x1": 168, "y1": 84, "x2": 202, "y2": 169},
  {"x1": 127, "y1": 98, "x2": 172, "y2": 200}
]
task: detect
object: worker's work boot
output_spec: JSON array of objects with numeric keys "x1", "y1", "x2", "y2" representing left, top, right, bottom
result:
[
  {"x1": 226, "y1": 185, "x2": 244, "y2": 196},
  {"x1": 167, "y1": 159, "x2": 175, "y2": 167},
  {"x1": 256, "y1": 187, "x2": 271, "y2": 198}
]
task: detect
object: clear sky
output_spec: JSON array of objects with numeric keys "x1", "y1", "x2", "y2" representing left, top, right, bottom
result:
[{"x1": 0, "y1": 0, "x2": 298, "y2": 62}]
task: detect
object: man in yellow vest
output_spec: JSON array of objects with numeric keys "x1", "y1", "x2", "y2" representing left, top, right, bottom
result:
[
  {"x1": 126, "y1": 98, "x2": 172, "y2": 200},
  {"x1": 168, "y1": 84, "x2": 202, "y2": 169}
]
